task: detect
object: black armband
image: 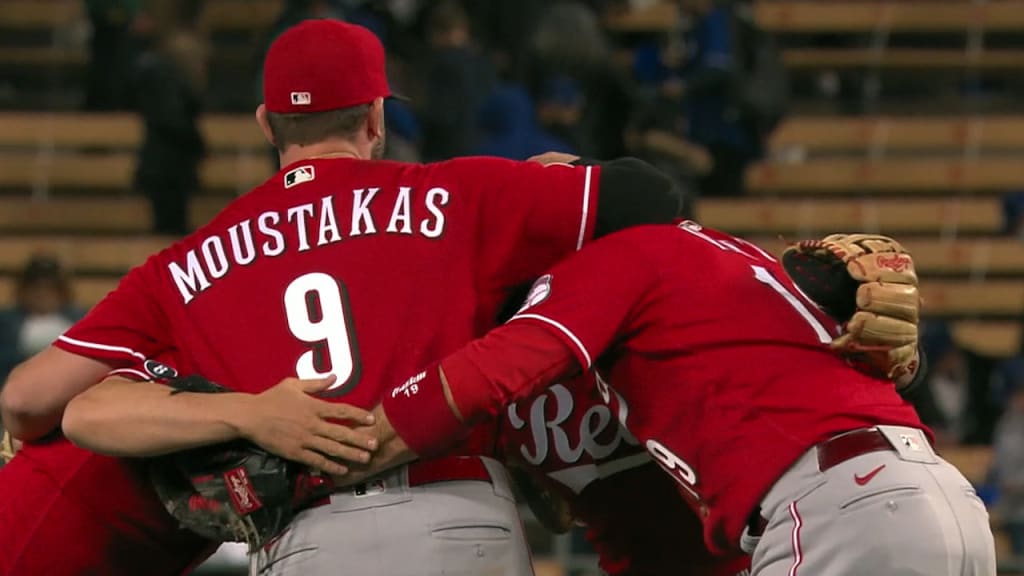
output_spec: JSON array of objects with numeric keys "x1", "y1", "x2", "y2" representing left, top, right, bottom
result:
[{"x1": 574, "y1": 157, "x2": 682, "y2": 238}]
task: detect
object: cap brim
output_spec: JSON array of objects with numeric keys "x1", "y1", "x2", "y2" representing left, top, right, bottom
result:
[{"x1": 387, "y1": 93, "x2": 412, "y2": 103}]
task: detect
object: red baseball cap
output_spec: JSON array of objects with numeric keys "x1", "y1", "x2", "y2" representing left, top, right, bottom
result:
[{"x1": 263, "y1": 19, "x2": 394, "y2": 114}]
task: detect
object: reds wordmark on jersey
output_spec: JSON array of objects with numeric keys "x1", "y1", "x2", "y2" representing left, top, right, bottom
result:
[{"x1": 500, "y1": 374, "x2": 750, "y2": 576}]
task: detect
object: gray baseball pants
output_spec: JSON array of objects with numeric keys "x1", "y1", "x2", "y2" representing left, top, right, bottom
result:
[
  {"x1": 743, "y1": 426, "x2": 996, "y2": 576},
  {"x1": 253, "y1": 457, "x2": 534, "y2": 576}
]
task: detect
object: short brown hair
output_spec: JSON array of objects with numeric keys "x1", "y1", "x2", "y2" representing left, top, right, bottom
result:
[{"x1": 266, "y1": 104, "x2": 371, "y2": 150}]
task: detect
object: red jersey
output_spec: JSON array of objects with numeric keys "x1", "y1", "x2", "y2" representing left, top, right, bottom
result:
[
  {"x1": 499, "y1": 374, "x2": 750, "y2": 576},
  {"x1": 0, "y1": 438, "x2": 212, "y2": 576},
  {"x1": 442, "y1": 222, "x2": 925, "y2": 554},
  {"x1": 56, "y1": 156, "x2": 597, "y2": 406},
  {"x1": 0, "y1": 351, "x2": 215, "y2": 576},
  {"x1": 25, "y1": 156, "x2": 597, "y2": 573}
]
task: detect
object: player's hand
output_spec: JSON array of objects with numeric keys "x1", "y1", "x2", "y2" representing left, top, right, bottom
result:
[
  {"x1": 232, "y1": 377, "x2": 378, "y2": 476},
  {"x1": 527, "y1": 151, "x2": 581, "y2": 166},
  {"x1": 332, "y1": 405, "x2": 416, "y2": 486}
]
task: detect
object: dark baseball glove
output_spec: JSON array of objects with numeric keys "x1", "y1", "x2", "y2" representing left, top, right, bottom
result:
[
  {"x1": 505, "y1": 456, "x2": 575, "y2": 534},
  {"x1": 148, "y1": 375, "x2": 333, "y2": 551},
  {"x1": 782, "y1": 234, "x2": 920, "y2": 385}
]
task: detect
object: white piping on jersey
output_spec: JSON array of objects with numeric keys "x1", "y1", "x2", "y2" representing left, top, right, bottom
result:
[
  {"x1": 511, "y1": 313, "x2": 593, "y2": 369},
  {"x1": 57, "y1": 335, "x2": 146, "y2": 360},
  {"x1": 107, "y1": 368, "x2": 150, "y2": 381},
  {"x1": 575, "y1": 165, "x2": 593, "y2": 250}
]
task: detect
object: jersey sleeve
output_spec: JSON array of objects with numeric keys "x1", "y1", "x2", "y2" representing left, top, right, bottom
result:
[
  {"x1": 451, "y1": 157, "x2": 600, "y2": 289},
  {"x1": 504, "y1": 231, "x2": 659, "y2": 370},
  {"x1": 53, "y1": 261, "x2": 171, "y2": 365},
  {"x1": 441, "y1": 230, "x2": 660, "y2": 422}
]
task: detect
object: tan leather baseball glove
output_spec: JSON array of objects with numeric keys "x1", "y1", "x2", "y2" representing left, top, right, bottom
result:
[
  {"x1": 1, "y1": 428, "x2": 18, "y2": 464},
  {"x1": 782, "y1": 234, "x2": 921, "y2": 386}
]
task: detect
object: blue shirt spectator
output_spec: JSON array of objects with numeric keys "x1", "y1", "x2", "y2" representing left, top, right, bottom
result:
[
  {"x1": 0, "y1": 257, "x2": 84, "y2": 385},
  {"x1": 473, "y1": 85, "x2": 575, "y2": 161}
]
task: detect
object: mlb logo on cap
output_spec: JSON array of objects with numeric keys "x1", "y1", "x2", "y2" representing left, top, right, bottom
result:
[
  {"x1": 284, "y1": 165, "x2": 316, "y2": 188},
  {"x1": 291, "y1": 92, "x2": 311, "y2": 106}
]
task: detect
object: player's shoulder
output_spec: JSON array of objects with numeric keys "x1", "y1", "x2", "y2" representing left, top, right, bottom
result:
[{"x1": 594, "y1": 223, "x2": 688, "y2": 251}]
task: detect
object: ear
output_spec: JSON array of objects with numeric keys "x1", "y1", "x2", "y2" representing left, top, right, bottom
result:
[
  {"x1": 366, "y1": 98, "x2": 385, "y2": 140},
  {"x1": 255, "y1": 104, "x2": 275, "y2": 146}
]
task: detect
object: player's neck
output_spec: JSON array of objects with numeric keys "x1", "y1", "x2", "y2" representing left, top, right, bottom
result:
[{"x1": 278, "y1": 140, "x2": 364, "y2": 168}]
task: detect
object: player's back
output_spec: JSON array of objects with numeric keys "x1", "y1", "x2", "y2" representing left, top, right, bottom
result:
[{"x1": 133, "y1": 156, "x2": 595, "y2": 408}]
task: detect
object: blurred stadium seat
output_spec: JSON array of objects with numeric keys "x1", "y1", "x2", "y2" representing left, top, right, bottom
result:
[{"x1": 1, "y1": 0, "x2": 1023, "y2": 573}]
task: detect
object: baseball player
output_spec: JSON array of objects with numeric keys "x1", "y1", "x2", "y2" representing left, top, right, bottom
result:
[
  {"x1": 495, "y1": 239, "x2": 925, "y2": 576},
  {"x1": 54, "y1": 232, "x2": 922, "y2": 576},
  {"x1": 366, "y1": 223, "x2": 996, "y2": 576},
  {"x1": 0, "y1": 19, "x2": 682, "y2": 576}
]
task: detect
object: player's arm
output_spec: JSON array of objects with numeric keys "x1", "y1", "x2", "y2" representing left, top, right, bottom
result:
[
  {"x1": 63, "y1": 367, "x2": 377, "y2": 475},
  {"x1": 0, "y1": 263, "x2": 170, "y2": 439},
  {"x1": 455, "y1": 154, "x2": 679, "y2": 291},
  {"x1": 0, "y1": 346, "x2": 115, "y2": 440},
  {"x1": 344, "y1": 233, "x2": 657, "y2": 480}
]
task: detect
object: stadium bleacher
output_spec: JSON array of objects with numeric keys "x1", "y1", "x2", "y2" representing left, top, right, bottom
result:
[{"x1": 1, "y1": 0, "x2": 1023, "y2": 573}]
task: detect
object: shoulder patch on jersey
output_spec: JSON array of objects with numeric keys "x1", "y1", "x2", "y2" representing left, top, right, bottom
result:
[
  {"x1": 517, "y1": 274, "x2": 553, "y2": 314},
  {"x1": 284, "y1": 165, "x2": 316, "y2": 189},
  {"x1": 144, "y1": 359, "x2": 178, "y2": 380}
]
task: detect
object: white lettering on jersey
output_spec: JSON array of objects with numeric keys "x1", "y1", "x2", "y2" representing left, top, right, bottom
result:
[
  {"x1": 258, "y1": 211, "x2": 285, "y2": 257},
  {"x1": 317, "y1": 196, "x2": 342, "y2": 246},
  {"x1": 386, "y1": 186, "x2": 413, "y2": 234},
  {"x1": 509, "y1": 383, "x2": 640, "y2": 467},
  {"x1": 168, "y1": 185, "x2": 454, "y2": 303},
  {"x1": 287, "y1": 203, "x2": 316, "y2": 252},
  {"x1": 228, "y1": 220, "x2": 257, "y2": 266},
  {"x1": 168, "y1": 250, "x2": 211, "y2": 304},
  {"x1": 201, "y1": 236, "x2": 230, "y2": 279},
  {"x1": 351, "y1": 187, "x2": 379, "y2": 236},
  {"x1": 420, "y1": 187, "x2": 449, "y2": 238}
]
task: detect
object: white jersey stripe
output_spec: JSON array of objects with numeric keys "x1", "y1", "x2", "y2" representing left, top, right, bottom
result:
[
  {"x1": 107, "y1": 368, "x2": 150, "y2": 381},
  {"x1": 57, "y1": 335, "x2": 145, "y2": 361},
  {"x1": 576, "y1": 165, "x2": 593, "y2": 250},
  {"x1": 511, "y1": 313, "x2": 593, "y2": 369}
]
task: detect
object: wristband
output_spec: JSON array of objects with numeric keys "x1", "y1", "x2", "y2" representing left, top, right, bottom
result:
[{"x1": 381, "y1": 367, "x2": 467, "y2": 458}]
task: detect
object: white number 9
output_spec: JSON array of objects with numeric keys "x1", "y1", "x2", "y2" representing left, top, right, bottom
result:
[{"x1": 284, "y1": 272, "x2": 358, "y2": 392}]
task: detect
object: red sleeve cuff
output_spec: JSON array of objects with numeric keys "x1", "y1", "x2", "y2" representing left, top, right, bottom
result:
[
  {"x1": 382, "y1": 367, "x2": 468, "y2": 458},
  {"x1": 442, "y1": 321, "x2": 584, "y2": 423}
]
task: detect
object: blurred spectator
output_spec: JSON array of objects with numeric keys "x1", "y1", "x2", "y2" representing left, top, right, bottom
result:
[
  {"x1": 84, "y1": 0, "x2": 144, "y2": 110},
  {"x1": 267, "y1": 0, "x2": 348, "y2": 44},
  {"x1": 536, "y1": 75, "x2": 585, "y2": 149},
  {"x1": 473, "y1": 85, "x2": 575, "y2": 160},
  {"x1": 463, "y1": 0, "x2": 548, "y2": 79},
  {"x1": 1004, "y1": 191, "x2": 1024, "y2": 238},
  {"x1": 132, "y1": 0, "x2": 208, "y2": 235},
  {"x1": 0, "y1": 257, "x2": 84, "y2": 384},
  {"x1": 383, "y1": 98, "x2": 422, "y2": 162},
  {"x1": 676, "y1": 0, "x2": 787, "y2": 197},
  {"x1": 994, "y1": 363, "x2": 1024, "y2": 556},
  {"x1": 417, "y1": 1, "x2": 496, "y2": 161},
  {"x1": 526, "y1": 1, "x2": 634, "y2": 158},
  {"x1": 912, "y1": 322, "x2": 971, "y2": 444}
]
